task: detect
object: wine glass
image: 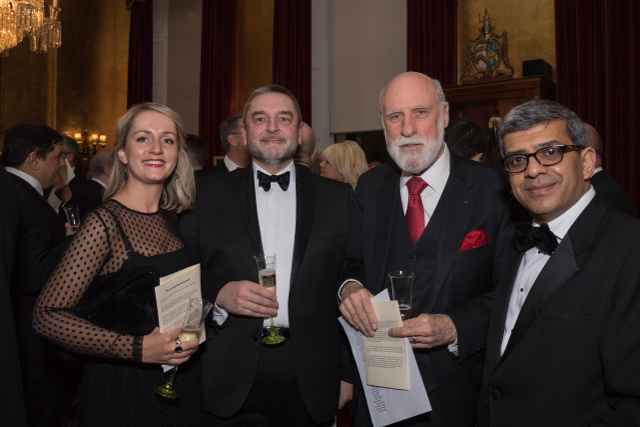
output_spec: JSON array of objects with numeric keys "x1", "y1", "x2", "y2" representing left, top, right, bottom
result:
[
  {"x1": 154, "y1": 297, "x2": 213, "y2": 398},
  {"x1": 389, "y1": 271, "x2": 415, "y2": 321},
  {"x1": 253, "y1": 254, "x2": 285, "y2": 345}
]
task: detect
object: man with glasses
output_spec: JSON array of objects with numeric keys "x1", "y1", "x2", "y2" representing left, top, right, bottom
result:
[{"x1": 477, "y1": 100, "x2": 640, "y2": 426}]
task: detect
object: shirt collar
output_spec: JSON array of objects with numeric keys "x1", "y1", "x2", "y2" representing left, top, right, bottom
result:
[
  {"x1": 5, "y1": 167, "x2": 44, "y2": 196},
  {"x1": 591, "y1": 167, "x2": 603, "y2": 177},
  {"x1": 91, "y1": 177, "x2": 108, "y2": 189},
  {"x1": 252, "y1": 160, "x2": 296, "y2": 190},
  {"x1": 400, "y1": 143, "x2": 451, "y2": 193},
  {"x1": 224, "y1": 156, "x2": 240, "y2": 172},
  {"x1": 536, "y1": 186, "x2": 596, "y2": 240}
]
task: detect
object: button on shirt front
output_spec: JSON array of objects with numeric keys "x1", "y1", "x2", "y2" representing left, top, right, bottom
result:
[{"x1": 253, "y1": 161, "x2": 297, "y2": 327}]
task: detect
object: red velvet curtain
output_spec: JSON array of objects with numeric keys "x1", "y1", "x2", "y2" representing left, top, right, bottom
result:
[
  {"x1": 406, "y1": 0, "x2": 458, "y2": 86},
  {"x1": 272, "y1": 0, "x2": 312, "y2": 125},
  {"x1": 126, "y1": 0, "x2": 153, "y2": 108},
  {"x1": 555, "y1": 0, "x2": 640, "y2": 209},
  {"x1": 199, "y1": 0, "x2": 238, "y2": 167}
]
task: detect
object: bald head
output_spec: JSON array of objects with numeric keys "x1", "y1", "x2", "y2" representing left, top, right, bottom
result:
[
  {"x1": 379, "y1": 72, "x2": 446, "y2": 116},
  {"x1": 294, "y1": 122, "x2": 317, "y2": 168},
  {"x1": 583, "y1": 122, "x2": 603, "y2": 168}
]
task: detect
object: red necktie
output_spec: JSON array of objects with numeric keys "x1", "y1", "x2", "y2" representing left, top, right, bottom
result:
[{"x1": 405, "y1": 177, "x2": 428, "y2": 244}]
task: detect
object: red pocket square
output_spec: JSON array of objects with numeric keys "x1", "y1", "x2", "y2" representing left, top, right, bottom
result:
[{"x1": 459, "y1": 230, "x2": 488, "y2": 251}]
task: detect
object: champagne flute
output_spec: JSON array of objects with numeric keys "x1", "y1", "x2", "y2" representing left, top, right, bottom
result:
[
  {"x1": 63, "y1": 204, "x2": 81, "y2": 231},
  {"x1": 154, "y1": 297, "x2": 213, "y2": 398},
  {"x1": 254, "y1": 254, "x2": 285, "y2": 345}
]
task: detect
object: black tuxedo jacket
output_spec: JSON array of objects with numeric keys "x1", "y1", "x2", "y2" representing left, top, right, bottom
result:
[
  {"x1": 8, "y1": 173, "x2": 70, "y2": 382},
  {"x1": 199, "y1": 159, "x2": 229, "y2": 178},
  {"x1": 341, "y1": 155, "x2": 512, "y2": 426},
  {"x1": 180, "y1": 164, "x2": 352, "y2": 423},
  {"x1": 477, "y1": 198, "x2": 640, "y2": 426},
  {"x1": 68, "y1": 171, "x2": 87, "y2": 196},
  {"x1": 0, "y1": 166, "x2": 28, "y2": 426},
  {"x1": 591, "y1": 169, "x2": 638, "y2": 217},
  {"x1": 67, "y1": 178, "x2": 105, "y2": 220}
]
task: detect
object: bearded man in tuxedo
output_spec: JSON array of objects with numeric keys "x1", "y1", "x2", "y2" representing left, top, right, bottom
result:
[
  {"x1": 181, "y1": 85, "x2": 353, "y2": 426},
  {"x1": 339, "y1": 72, "x2": 512, "y2": 426}
]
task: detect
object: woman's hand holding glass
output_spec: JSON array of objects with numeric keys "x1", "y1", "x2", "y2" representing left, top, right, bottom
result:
[{"x1": 141, "y1": 326, "x2": 198, "y2": 365}]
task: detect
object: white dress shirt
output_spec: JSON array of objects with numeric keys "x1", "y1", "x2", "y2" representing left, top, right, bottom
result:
[
  {"x1": 399, "y1": 144, "x2": 451, "y2": 222},
  {"x1": 253, "y1": 161, "x2": 297, "y2": 327},
  {"x1": 224, "y1": 156, "x2": 241, "y2": 172},
  {"x1": 5, "y1": 167, "x2": 43, "y2": 196},
  {"x1": 500, "y1": 186, "x2": 596, "y2": 355}
]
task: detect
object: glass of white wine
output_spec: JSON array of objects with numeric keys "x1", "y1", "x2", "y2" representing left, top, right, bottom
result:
[
  {"x1": 389, "y1": 271, "x2": 415, "y2": 321},
  {"x1": 254, "y1": 254, "x2": 285, "y2": 345},
  {"x1": 154, "y1": 297, "x2": 213, "y2": 398}
]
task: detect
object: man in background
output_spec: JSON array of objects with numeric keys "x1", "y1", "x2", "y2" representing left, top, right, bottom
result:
[
  {"x1": 294, "y1": 122, "x2": 317, "y2": 170},
  {"x1": 445, "y1": 118, "x2": 489, "y2": 162},
  {"x1": 2, "y1": 123, "x2": 74, "y2": 427},
  {"x1": 0, "y1": 164, "x2": 28, "y2": 427},
  {"x1": 583, "y1": 122, "x2": 637, "y2": 217},
  {"x1": 202, "y1": 113, "x2": 251, "y2": 175},
  {"x1": 67, "y1": 148, "x2": 113, "y2": 219},
  {"x1": 185, "y1": 134, "x2": 209, "y2": 178}
]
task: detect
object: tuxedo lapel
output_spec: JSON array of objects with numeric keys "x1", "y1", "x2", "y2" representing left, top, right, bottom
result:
[
  {"x1": 496, "y1": 198, "x2": 605, "y2": 366},
  {"x1": 498, "y1": 235, "x2": 579, "y2": 365},
  {"x1": 486, "y1": 248, "x2": 522, "y2": 372},
  {"x1": 371, "y1": 168, "x2": 401, "y2": 293},
  {"x1": 426, "y1": 156, "x2": 476, "y2": 312},
  {"x1": 290, "y1": 165, "x2": 316, "y2": 286},
  {"x1": 11, "y1": 174, "x2": 64, "y2": 225},
  {"x1": 232, "y1": 167, "x2": 264, "y2": 256}
]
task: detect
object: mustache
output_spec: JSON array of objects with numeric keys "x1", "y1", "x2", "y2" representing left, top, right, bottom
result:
[
  {"x1": 259, "y1": 132, "x2": 286, "y2": 143},
  {"x1": 393, "y1": 135, "x2": 428, "y2": 147}
]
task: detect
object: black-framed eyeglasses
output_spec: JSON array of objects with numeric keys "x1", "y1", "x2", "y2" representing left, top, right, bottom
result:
[{"x1": 501, "y1": 145, "x2": 580, "y2": 174}]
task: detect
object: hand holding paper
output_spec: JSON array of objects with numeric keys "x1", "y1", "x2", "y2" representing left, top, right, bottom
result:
[{"x1": 339, "y1": 290, "x2": 430, "y2": 427}]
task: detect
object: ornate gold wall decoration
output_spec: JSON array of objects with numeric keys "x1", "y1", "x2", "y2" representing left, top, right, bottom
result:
[{"x1": 461, "y1": 8, "x2": 515, "y2": 83}]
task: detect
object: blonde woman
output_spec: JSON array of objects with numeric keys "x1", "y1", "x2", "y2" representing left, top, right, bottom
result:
[
  {"x1": 319, "y1": 140, "x2": 369, "y2": 190},
  {"x1": 33, "y1": 103, "x2": 205, "y2": 426}
]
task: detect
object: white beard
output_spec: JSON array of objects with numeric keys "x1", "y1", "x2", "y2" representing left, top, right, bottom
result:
[{"x1": 386, "y1": 113, "x2": 445, "y2": 174}]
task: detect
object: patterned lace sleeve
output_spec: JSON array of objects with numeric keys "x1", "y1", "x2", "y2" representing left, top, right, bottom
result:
[{"x1": 32, "y1": 208, "x2": 143, "y2": 361}]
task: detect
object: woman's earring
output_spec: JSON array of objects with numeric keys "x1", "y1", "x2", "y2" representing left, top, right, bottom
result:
[
  {"x1": 174, "y1": 172, "x2": 179, "y2": 179},
  {"x1": 124, "y1": 164, "x2": 128, "y2": 178}
]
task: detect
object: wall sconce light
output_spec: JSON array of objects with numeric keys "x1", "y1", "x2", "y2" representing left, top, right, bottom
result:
[{"x1": 99, "y1": 135, "x2": 107, "y2": 148}]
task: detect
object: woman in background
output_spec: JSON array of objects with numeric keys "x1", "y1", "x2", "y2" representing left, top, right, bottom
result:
[
  {"x1": 33, "y1": 103, "x2": 204, "y2": 426},
  {"x1": 319, "y1": 139, "x2": 368, "y2": 190}
]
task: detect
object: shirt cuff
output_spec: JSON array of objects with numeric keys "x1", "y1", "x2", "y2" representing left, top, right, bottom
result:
[
  {"x1": 212, "y1": 303, "x2": 228, "y2": 326},
  {"x1": 337, "y1": 279, "x2": 363, "y2": 304},
  {"x1": 447, "y1": 339, "x2": 459, "y2": 356}
]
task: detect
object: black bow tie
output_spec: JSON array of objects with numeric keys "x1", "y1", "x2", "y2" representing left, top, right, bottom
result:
[
  {"x1": 257, "y1": 170, "x2": 290, "y2": 192},
  {"x1": 514, "y1": 222, "x2": 559, "y2": 255}
]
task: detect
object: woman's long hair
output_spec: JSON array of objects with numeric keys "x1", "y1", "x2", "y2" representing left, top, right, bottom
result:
[
  {"x1": 322, "y1": 140, "x2": 369, "y2": 190},
  {"x1": 103, "y1": 103, "x2": 195, "y2": 213}
]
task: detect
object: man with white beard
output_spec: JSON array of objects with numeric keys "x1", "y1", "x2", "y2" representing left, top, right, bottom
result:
[{"x1": 338, "y1": 72, "x2": 513, "y2": 427}]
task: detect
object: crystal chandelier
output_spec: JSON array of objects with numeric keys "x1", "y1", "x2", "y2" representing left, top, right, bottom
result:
[{"x1": 0, "y1": 0, "x2": 61, "y2": 56}]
